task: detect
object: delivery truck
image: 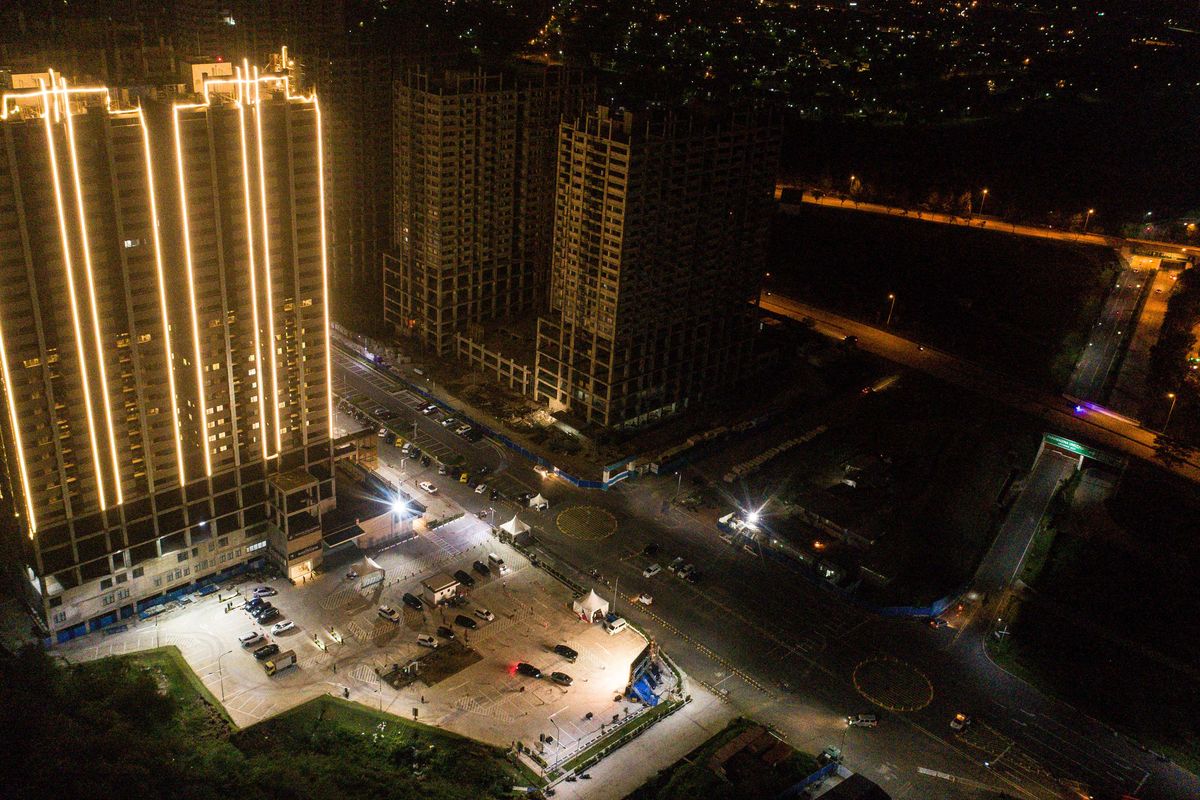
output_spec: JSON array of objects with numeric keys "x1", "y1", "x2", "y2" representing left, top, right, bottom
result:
[{"x1": 264, "y1": 649, "x2": 297, "y2": 676}]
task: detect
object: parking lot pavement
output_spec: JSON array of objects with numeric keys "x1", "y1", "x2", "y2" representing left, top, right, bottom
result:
[{"x1": 56, "y1": 530, "x2": 682, "y2": 773}]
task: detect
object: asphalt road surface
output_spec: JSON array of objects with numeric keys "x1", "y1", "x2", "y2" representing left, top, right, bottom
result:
[
  {"x1": 334, "y1": 345, "x2": 1200, "y2": 800},
  {"x1": 759, "y1": 291, "x2": 1200, "y2": 484},
  {"x1": 1064, "y1": 268, "x2": 1148, "y2": 402}
]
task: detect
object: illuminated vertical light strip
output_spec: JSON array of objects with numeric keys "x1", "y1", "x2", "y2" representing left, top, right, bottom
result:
[
  {"x1": 235, "y1": 67, "x2": 272, "y2": 460},
  {"x1": 60, "y1": 77, "x2": 124, "y2": 506},
  {"x1": 171, "y1": 104, "x2": 214, "y2": 477},
  {"x1": 0, "y1": 318, "x2": 38, "y2": 535},
  {"x1": 311, "y1": 95, "x2": 335, "y2": 436},
  {"x1": 137, "y1": 106, "x2": 186, "y2": 484},
  {"x1": 42, "y1": 77, "x2": 108, "y2": 510},
  {"x1": 252, "y1": 67, "x2": 283, "y2": 454}
]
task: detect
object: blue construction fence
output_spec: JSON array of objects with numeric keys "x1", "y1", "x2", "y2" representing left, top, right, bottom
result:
[
  {"x1": 338, "y1": 340, "x2": 630, "y2": 490},
  {"x1": 46, "y1": 557, "x2": 265, "y2": 646}
]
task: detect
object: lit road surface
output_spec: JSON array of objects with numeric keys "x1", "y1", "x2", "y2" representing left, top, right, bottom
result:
[
  {"x1": 759, "y1": 292, "x2": 1200, "y2": 483},
  {"x1": 781, "y1": 189, "x2": 1200, "y2": 259},
  {"x1": 1064, "y1": 268, "x2": 1148, "y2": 401}
]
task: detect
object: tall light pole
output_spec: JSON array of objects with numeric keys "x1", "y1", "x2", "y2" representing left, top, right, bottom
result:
[
  {"x1": 1083, "y1": 208, "x2": 1095, "y2": 233},
  {"x1": 979, "y1": 188, "x2": 988, "y2": 214},
  {"x1": 1164, "y1": 392, "x2": 1178, "y2": 434},
  {"x1": 886, "y1": 293, "x2": 896, "y2": 326},
  {"x1": 216, "y1": 648, "x2": 232, "y2": 703}
]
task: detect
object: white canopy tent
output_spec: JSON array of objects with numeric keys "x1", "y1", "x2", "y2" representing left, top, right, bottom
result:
[
  {"x1": 528, "y1": 493, "x2": 549, "y2": 510},
  {"x1": 499, "y1": 515, "x2": 530, "y2": 536},
  {"x1": 572, "y1": 589, "x2": 610, "y2": 623}
]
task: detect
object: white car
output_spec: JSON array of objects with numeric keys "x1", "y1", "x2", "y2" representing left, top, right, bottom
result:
[
  {"x1": 950, "y1": 712, "x2": 972, "y2": 731},
  {"x1": 475, "y1": 483, "x2": 488, "y2": 494},
  {"x1": 643, "y1": 564, "x2": 662, "y2": 578},
  {"x1": 417, "y1": 634, "x2": 439, "y2": 649},
  {"x1": 455, "y1": 424, "x2": 472, "y2": 436},
  {"x1": 634, "y1": 593, "x2": 653, "y2": 606},
  {"x1": 418, "y1": 481, "x2": 438, "y2": 494},
  {"x1": 474, "y1": 607, "x2": 495, "y2": 622},
  {"x1": 378, "y1": 605, "x2": 400, "y2": 623},
  {"x1": 238, "y1": 630, "x2": 263, "y2": 647},
  {"x1": 271, "y1": 621, "x2": 295, "y2": 635}
]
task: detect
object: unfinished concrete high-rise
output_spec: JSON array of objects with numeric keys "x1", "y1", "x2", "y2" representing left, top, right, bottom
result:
[
  {"x1": 535, "y1": 106, "x2": 781, "y2": 428},
  {"x1": 383, "y1": 66, "x2": 593, "y2": 354}
]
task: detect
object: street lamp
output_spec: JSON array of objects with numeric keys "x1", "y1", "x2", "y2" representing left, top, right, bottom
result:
[
  {"x1": 1083, "y1": 208, "x2": 1095, "y2": 233},
  {"x1": 1164, "y1": 392, "x2": 1178, "y2": 434},
  {"x1": 979, "y1": 188, "x2": 988, "y2": 214},
  {"x1": 886, "y1": 293, "x2": 896, "y2": 326},
  {"x1": 216, "y1": 648, "x2": 233, "y2": 703}
]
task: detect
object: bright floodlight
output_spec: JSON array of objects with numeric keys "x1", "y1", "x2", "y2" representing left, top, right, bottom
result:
[
  {"x1": 393, "y1": 499, "x2": 410, "y2": 515},
  {"x1": 746, "y1": 511, "x2": 760, "y2": 524}
]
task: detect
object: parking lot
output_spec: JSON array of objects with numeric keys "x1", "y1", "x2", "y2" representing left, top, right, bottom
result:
[{"x1": 58, "y1": 524, "x2": 651, "y2": 760}]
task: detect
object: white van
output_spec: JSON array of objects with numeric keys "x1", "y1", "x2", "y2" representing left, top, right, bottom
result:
[
  {"x1": 487, "y1": 552, "x2": 510, "y2": 575},
  {"x1": 603, "y1": 616, "x2": 628, "y2": 635},
  {"x1": 416, "y1": 634, "x2": 438, "y2": 649}
]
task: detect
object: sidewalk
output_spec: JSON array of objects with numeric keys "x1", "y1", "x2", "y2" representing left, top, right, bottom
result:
[{"x1": 547, "y1": 686, "x2": 735, "y2": 800}]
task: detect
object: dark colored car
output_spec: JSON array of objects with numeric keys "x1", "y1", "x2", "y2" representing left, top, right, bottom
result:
[
  {"x1": 250, "y1": 601, "x2": 273, "y2": 616},
  {"x1": 490, "y1": 488, "x2": 500, "y2": 500},
  {"x1": 516, "y1": 662, "x2": 542, "y2": 679},
  {"x1": 245, "y1": 597, "x2": 266, "y2": 611},
  {"x1": 550, "y1": 671, "x2": 573, "y2": 686},
  {"x1": 402, "y1": 592, "x2": 423, "y2": 610},
  {"x1": 685, "y1": 570, "x2": 702, "y2": 585},
  {"x1": 454, "y1": 569, "x2": 476, "y2": 588},
  {"x1": 255, "y1": 608, "x2": 281, "y2": 624},
  {"x1": 253, "y1": 643, "x2": 280, "y2": 661},
  {"x1": 473, "y1": 560, "x2": 491, "y2": 576},
  {"x1": 553, "y1": 644, "x2": 578, "y2": 663},
  {"x1": 421, "y1": 456, "x2": 431, "y2": 467},
  {"x1": 436, "y1": 626, "x2": 456, "y2": 639},
  {"x1": 455, "y1": 614, "x2": 478, "y2": 630},
  {"x1": 464, "y1": 430, "x2": 483, "y2": 443},
  {"x1": 642, "y1": 543, "x2": 660, "y2": 557}
]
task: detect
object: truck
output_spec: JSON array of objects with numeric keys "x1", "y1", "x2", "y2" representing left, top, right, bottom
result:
[{"x1": 264, "y1": 649, "x2": 297, "y2": 676}]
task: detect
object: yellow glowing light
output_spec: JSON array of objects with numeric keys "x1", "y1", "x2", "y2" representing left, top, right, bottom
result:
[
  {"x1": 42, "y1": 76, "x2": 108, "y2": 511},
  {"x1": 311, "y1": 94, "x2": 335, "y2": 437},
  {"x1": 235, "y1": 67, "x2": 272, "y2": 461},
  {"x1": 252, "y1": 65, "x2": 283, "y2": 455},
  {"x1": 0, "y1": 320, "x2": 37, "y2": 535},
  {"x1": 137, "y1": 105, "x2": 187, "y2": 484},
  {"x1": 60, "y1": 76, "x2": 124, "y2": 507},
  {"x1": 171, "y1": 103, "x2": 214, "y2": 477}
]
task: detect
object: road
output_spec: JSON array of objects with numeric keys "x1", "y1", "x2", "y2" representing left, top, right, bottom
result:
[
  {"x1": 758, "y1": 291, "x2": 1200, "y2": 484},
  {"x1": 1064, "y1": 268, "x2": 1149, "y2": 402},
  {"x1": 783, "y1": 189, "x2": 1200, "y2": 260},
  {"x1": 1110, "y1": 269, "x2": 1177, "y2": 419},
  {"x1": 333, "y1": 344, "x2": 1200, "y2": 800}
]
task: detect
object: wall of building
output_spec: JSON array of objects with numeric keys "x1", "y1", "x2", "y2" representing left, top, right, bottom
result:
[{"x1": 454, "y1": 332, "x2": 534, "y2": 395}]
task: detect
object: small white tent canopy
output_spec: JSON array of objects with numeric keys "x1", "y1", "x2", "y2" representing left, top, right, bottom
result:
[
  {"x1": 499, "y1": 515, "x2": 530, "y2": 536},
  {"x1": 572, "y1": 589, "x2": 610, "y2": 622},
  {"x1": 528, "y1": 493, "x2": 549, "y2": 510}
]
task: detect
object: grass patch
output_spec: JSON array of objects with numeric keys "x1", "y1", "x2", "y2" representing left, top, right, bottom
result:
[
  {"x1": 3, "y1": 645, "x2": 533, "y2": 799},
  {"x1": 625, "y1": 717, "x2": 819, "y2": 800},
  {"x1": 561, "y1": 699, "x2": 681, "y2": 775},
  {"x1": 1017, "y1": 471, "x2": 1079, "y2": 585}
]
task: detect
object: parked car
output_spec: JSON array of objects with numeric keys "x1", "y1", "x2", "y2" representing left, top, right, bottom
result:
[
  {"x1": 255, "y1": 607, "x2": 280, "y2": 624},
  {"x1": 402, "y1": 592, "x2": 424, "y2": 610},
  {"x1": 421, "y1": 456, "x2": 432, "y2": 467},
  {"x1": 245, "y1": 597, "x2": 266, "y2": 612},
  {"x1": 271, "y1": 621, "x2": 295, "y2": 635},
  {"x1": 553, "y1": 644, "x2": 578, "y2": 663},
  {"x1": 378, "y1": 605, "x2": 400, "y2": 623},
  {"x1": 253, "y1": 643, "x2": 280, "y2": 661},
  {"x1": 666, "y1": 557, "x2": 685, "y2": 574},
  {"x1": 550, "y1": 671, "x2": 573, "y2": 686},
  {"x1": 473, "y1": 560, "x2": 491, "y2": 576},
  {"x1": 239, "y1": 631, "x2": 264, "y2": 647},
  {"x1": 477, "y1": 465, "x2": 491, "y2": 476},
  {"x1": 438, "y1": 464, "x2": 449, "y2": 475},
  {"x1": 455, "y1": 614, "x2": 478, "y2": 630},
  {"x1": 455, "y1": 424, "x2": 472, "y2": 436},
  {"x1": 634, "y1": 593, "x2": 653, "y2": 606},
  {"x1": 515, "y1": 491, "x2": 535, "y2": 503},
  {"x1": 950, "y1": 712, "x2": 972, "y2": 731},
  {"x1": 847, "y1": 714, "x2": 878, "y2": 728},
  {"x1": 436, "y1": 626, "x2": 456, "y2": 640},
  {"x1": 418, "y1": 481, "x2": 438, "y2": 494},
  {"x1": 475, "y1": 483, "x2": 488, "y2": 495},
  {"x1": 490, "y1": 488, "x2": 500, "y2": 500},
  {"x1": 685, "y1": 570, "x2": 703, "y2": 585},
  {"x1": 417, "y1": 634, "x2": 438, "y2": 649},
  {"x1": 421, "y1": 403, "x2": 439, "y2": 415},
  {"x1": 441, "y1": 417, "x2": 458, "y2": 428},
  {"x1": 642, "y1": 563, "x2": 662, "y2": 578},
  {"x1": 642, "y1": 543, "x2": 660, "y2": 557},
  {"x1": 253, "y1": 586, "x2": 277, "y2": 598},
  {"x1": 474, "y1": 607, "x2": 495, "y2": 622},
  {"x1": 454, "y1": 569, "x2": 476, "y2": 588},
  {"x1": 516, "y1": 662, "x2": 542, "y2": 679}
]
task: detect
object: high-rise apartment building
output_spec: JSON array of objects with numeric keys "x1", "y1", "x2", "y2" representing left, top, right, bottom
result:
[
  {"x1": 0, "y1": 63, "x2": 335, "y2": 641},
  {"x1": 384, "y1": 66, "x2": 593, "y2": 354},
  {"x1": 535, "y1": 106, "x2": 781, "y2": 428}
]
